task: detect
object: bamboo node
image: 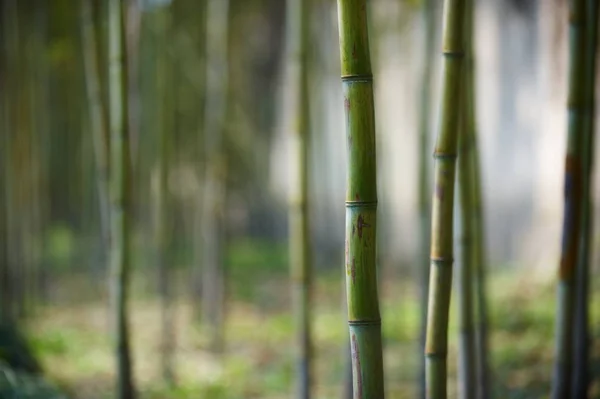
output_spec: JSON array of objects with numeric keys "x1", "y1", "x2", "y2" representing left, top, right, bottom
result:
[
  {"x1": 432, "y1": 151, "x2": 457, "y2": 160},
  {"x1": 341, "y1": 74, "x2": 373, "y2": 83},
  {"x1": 425, "y1": 352, "x2": 448, "y2": 359},
  {"x1": 442, "y1": 50, "x2": 465, "y2": 58},
  {"x1": 345, "y1": 200, "x2": 377, "y2": 208},
  {"x1": 348, "y1": 319, "x2": 381, "y2": 326},
  {"x1": 430, "y1": 256, "x2": 454, "y2": 266}
]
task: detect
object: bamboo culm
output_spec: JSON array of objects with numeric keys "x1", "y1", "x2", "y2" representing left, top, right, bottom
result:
[
  {"x1": 425, "y1": 0, "x2": 466, "y2": 397},
  {"x1": 201, "y1": 0, "x2": 230, "y2": 352},
  {"x1": 336, "y1": 0, "x2": 385, "y2": 397},
  {"x1": 155, "y1": 7, "x2": 175, "y2": 385},
  {"x1": 417, "y1": 0, "x2": 437, "y2": 396},
  {"x1": 572, "y1": 0, "x2": 598, "y2": 396},
  {"x1": 287, "y1": 0, "x2": 313, "y2": 396},
  {"x1": 551, "y1": 0, "x2": 587, "y2": 397},
  {"x1": 108, "y1": 0, "x2": 135, "y2": 397},
  {"x1": 81, "y1": 0, "x2": 111, "y2": 262},
  {"x1": 464, "y1": 6, "x2": 491, "y2": 396}
]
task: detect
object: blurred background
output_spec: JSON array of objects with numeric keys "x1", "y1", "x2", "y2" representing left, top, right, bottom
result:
[{"x1": 0, "y1": 0, "x2": 599, "y2": 398}]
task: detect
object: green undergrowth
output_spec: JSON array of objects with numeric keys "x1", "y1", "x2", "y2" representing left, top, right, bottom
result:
[{"x1": 25, "y1": 269, "x2": 600, "y2": 398}]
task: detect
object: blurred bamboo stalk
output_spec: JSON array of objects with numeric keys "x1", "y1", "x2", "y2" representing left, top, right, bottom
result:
[
  {"x1": 201, "y1": 0, "x2": 230, "y2": 353},
  {"x1": 417, "y1": 0, "x2": 437, "y2": 396},
  {"x1": 287, "y1": 0, "x2": 314, "y2": 396},
  {"x1": 108, "y1": 0, "x2": 135, "y2": 397},
  {"x1": 571, "y1": 0, "x2": 598, "y2": 396},
  {"x1": 551, "y1": 0, "x2": 587, "y2": 397}
]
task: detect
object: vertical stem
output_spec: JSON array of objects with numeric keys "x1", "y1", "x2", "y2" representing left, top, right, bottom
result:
[
  {"x1": 551, "y1": 0, "x2": 587, "y2": 397},
  {"x1": 417, "y1": 0, "x2": 436, "y2": 396},
  {"x1": 108, "y1": 0, "x2": 135, "y2": 397},
  {"x1": 572, "y1": 0, "x2": 598, "y2": 396},
  {"x1": 464, "y1": 4, "x2": 491, "y2": 397},
  {"x1": 456, "y1": 0, "x2": 478, "y2": 397},
  {"x1": 336, "y1": 1, "x2": 385, "y2": 397},
  {"x1": 425, "y1": 0, "x2": 466, "y2": 397},
  {"x1": 81, "y1": 0, "x2": 111, "y2": 267},
  {"x1": 155, "y1": 6, "x2": 175, "y2": 385},
  {"x1": 288, "y1": 0, "x2": 313, "y2": 396},
  {"x1": 201, "y1": 0, "x2": 230, "y2": 352}
]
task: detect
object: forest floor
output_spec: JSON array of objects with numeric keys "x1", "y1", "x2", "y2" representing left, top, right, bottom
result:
[{"x1": 24, "y1": 264, "x2": 600, "y2": 399}]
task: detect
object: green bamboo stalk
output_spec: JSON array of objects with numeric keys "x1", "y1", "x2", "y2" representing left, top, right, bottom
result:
[
  {"x1": 201, "y1": 0, "x2": 230, "y2": 352},
  {"x1": 425, "y1": 0, "x2": 466, "y2": 397},
  {"x1": 81, "y1": 0, "x2": 111, "y2": 261},
  {"x1": 456, "y1": 0, "x2": 478, "y2": 396},
  {"x1": 154, "y1": 6, "x2": 175, "y2": 385},
  {"x1": 464, "y1": 8, "x2": 491, "y2": 398},
  {"x1": 108, "y1": 0, "x2": 135, "y2": 397},
  {"x1": 572, "y1": 0, "x2": 598, "y2": 396},
  {"x1": 457, "y1": 66, "x2": 475, "y2": 399},
  {"x1": 417, "y1": 0, "x2": 436, "y2": 397},
  {"x1": 336, "y1": 1, "x2": 384, "y2": 397},
  {"x1": 288, "y1": 0, "x2": 313, "y2": 396},
  {"x1": 551, "y1": 0, "x2": 587, "y2": 397}
]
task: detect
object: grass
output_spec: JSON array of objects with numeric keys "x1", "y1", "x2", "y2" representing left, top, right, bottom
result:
[{"x1": 22, "y1": 261, "x2": 600, "y2": 398}]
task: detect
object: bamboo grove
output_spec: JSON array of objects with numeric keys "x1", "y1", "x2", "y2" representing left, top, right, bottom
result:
[{"x1": 0, "y1": 0, "x2": 598, "y2": 398}]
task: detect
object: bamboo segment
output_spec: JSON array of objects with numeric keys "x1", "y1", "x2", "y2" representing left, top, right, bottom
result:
[
  {"x1": 456, "y1": 0, "x2": 479, "y2": 397},
  {"x1": 288, "y1": 0, "x2": 313, "y2": 396},
  {"x1": 425, "y1": 0, "x2": 466, "y2": 397},
  {"x1": 551, "y1": 0, "x2": 587, "y2": 397},
  {"x1": 108, "y1": 0, "x2": 135, "y2": 398},
  {"x1": 81, "y1": 0, "x2": 110, "y2": 262},
  {"x1": 463, "y1": 6, "x2": 491, "y2": 395},
  {"x1": 572, "y1": 0, "x2": 598, "y2": 396},
  {"x1": 336, "y1": 0, "x2": 385, "y2": 397},
  {"x1": 155, "y1": 7, "x2": 175, "y2": 384},
  {"x1": 417, "y1": 0, "x2": 437, "y2": 396},
  {"x1": 457, "y1": 72, "x2": 475, "y2": 399},
  {"x1": 201, "y1": 0, "x2": 230, "y2": 352}
]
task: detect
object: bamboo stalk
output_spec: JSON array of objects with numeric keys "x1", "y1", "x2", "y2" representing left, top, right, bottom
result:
[
  {"x1": 108, "y1": 0, "x2": 135, "y2": 397},
  {"x1": 336, "y1": 1, "x2": 385, "y2": 397},
  {"x1": 201, "y1": 0, "x2": 230, "y2": 352},
  {"x1": 288, "y1": 0, "x2": 313, "y2": 396},
  {"x1": 417, "y1": 0, "x2": 437, "y2": 397},
  {"x1": 155, "y1": 6, "x2": 175, "y2": 385},
  {"x1": 551, "y1": 0, "x2": 587, "y2": 397},
  {"x1": 572, "y1": 0, "x2": 598, "y2": 396},
  {"x1": 81, "y1": 0, "x2": 111, "y2": 264},
  {"x1": 425, "y1": 0, "x2": 466, "y2": 397},
  {"x1": 463, "y1": 6, "x2": 491, "y2": 396}
]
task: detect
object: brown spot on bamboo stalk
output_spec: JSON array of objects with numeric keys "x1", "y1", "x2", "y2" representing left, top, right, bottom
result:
[
  {"x1": 351, "y1": 333, "x2": 363, "y2": 398},
  {"x1": 351, "y1": 257, "x2": 356, "y2": 285},
  {"x1": 355, "y1": 193, "x2": 360, "y2": 201},
  {"x1": 344, "y1": 97, "x2": 351, "y2": 111},
  {"x1": 435, "y1": 183, "x2": 445, "y2": 201},
  {"x1": 356, "y1": 214, "x2": 370, "y2": 239},
  {"x1": 352, "y1": 43, "x2": 357, "y2": 60}
]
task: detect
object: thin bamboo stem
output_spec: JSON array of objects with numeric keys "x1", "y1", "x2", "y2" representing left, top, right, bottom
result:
[
  {"x1": 417, "y1": 0, "x2": 437, "y2": 396},
  {"x1": 551, "y1": 0, "x2": 587, "y2": 397},
  {"x1": 464, "y1": 9, "x2": 491, "y2": 396},
  {"x1": 336, "y1": 1, "x2": 385, "y2": 397},
  {"x1": 288, "y1": 0, "x2": 313, "y2": 396},
  {"x1": 201, "y1": 0, "x2": 230, "y2": 352},
  {"x1": 572, "y1": 0, "x2": 598, "y2": 396},
  {"x1": 81, "y1": 0, "x2": 111, "y2": 261},
  {"x1": 425, "y1": 0, "x2": 466, "y2": 397},
  {"x1": 108, "y1": 0, "x2": 135, "y2": 397}
]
